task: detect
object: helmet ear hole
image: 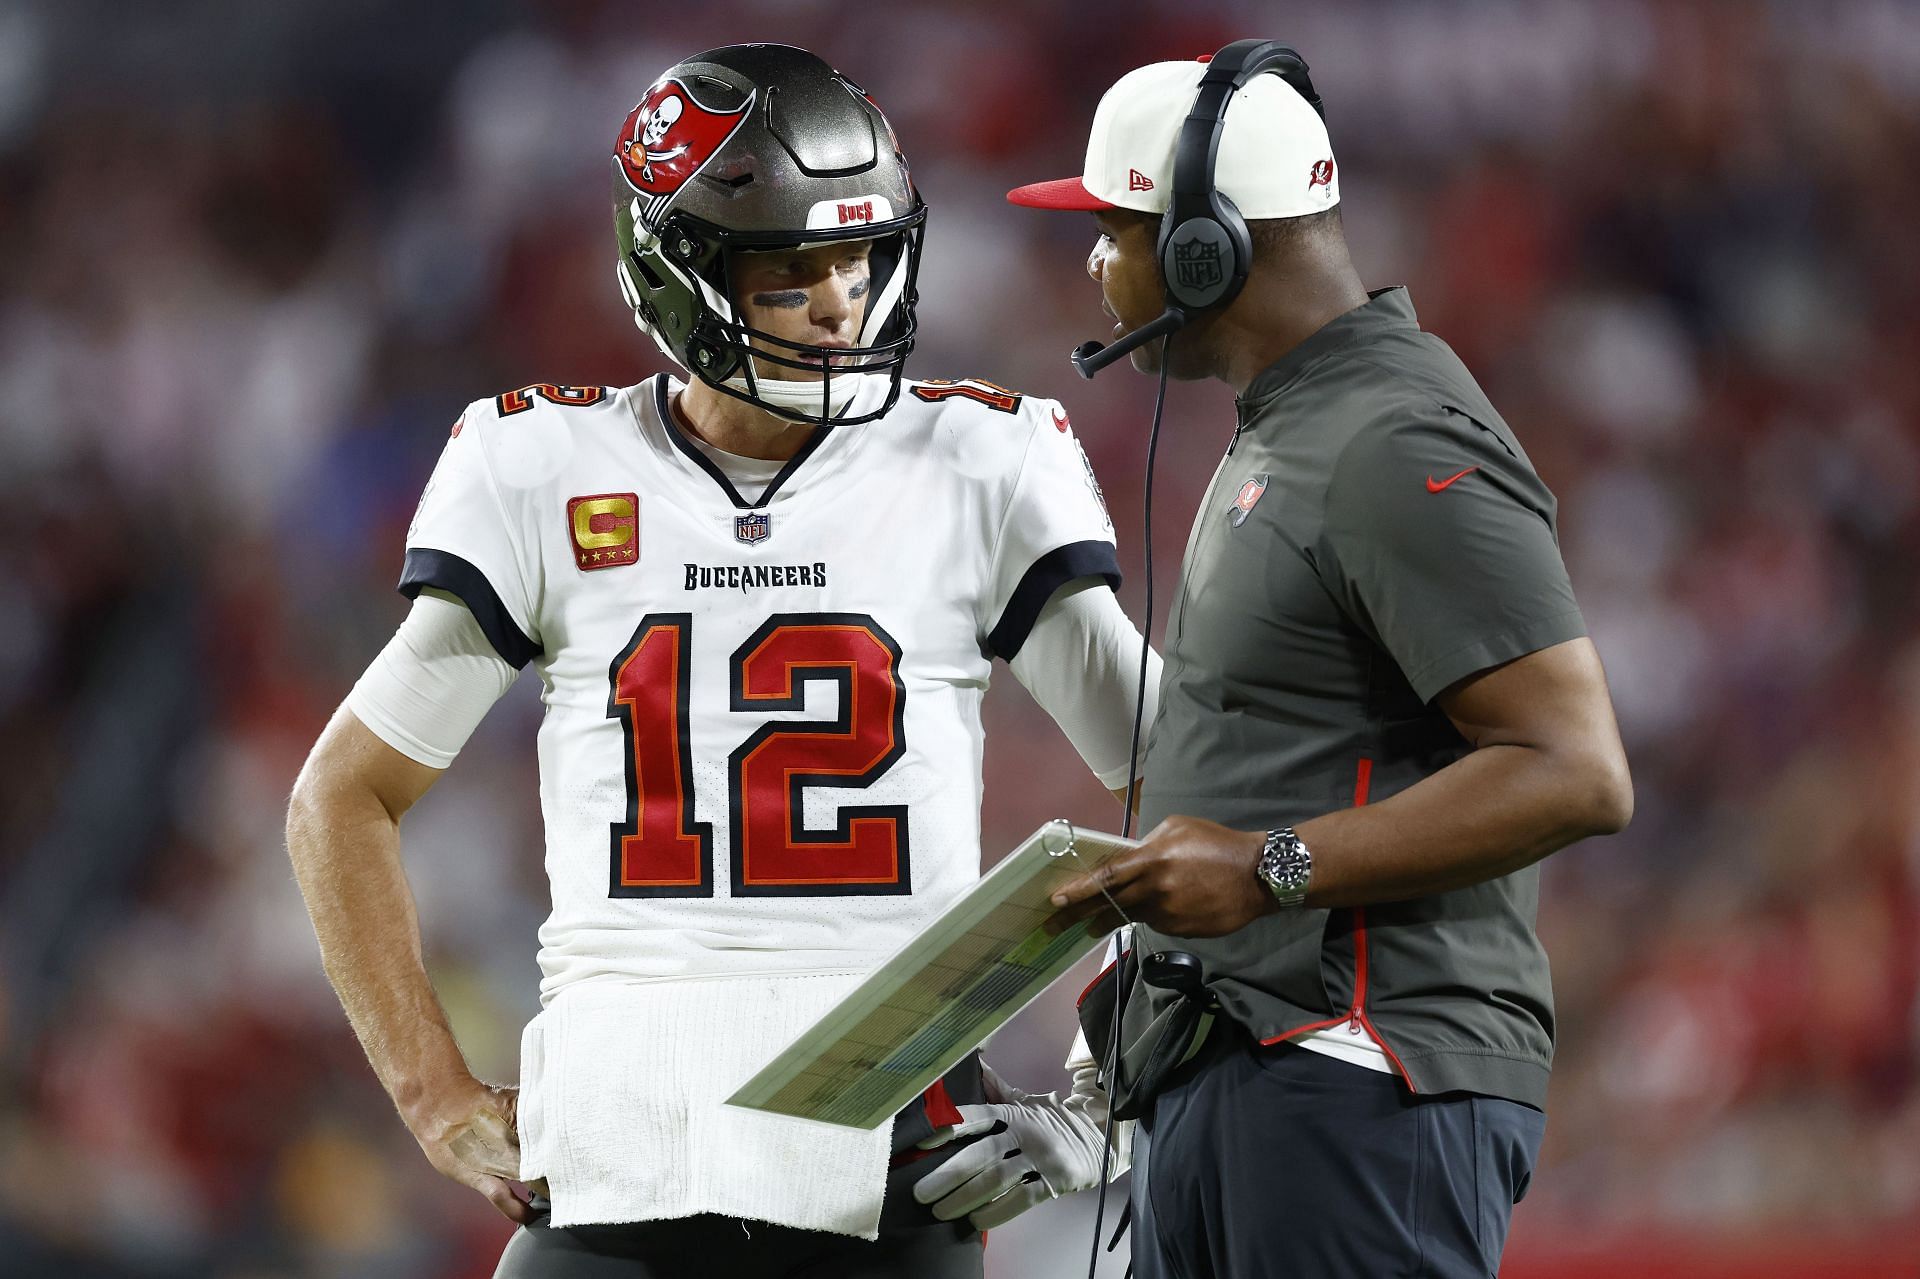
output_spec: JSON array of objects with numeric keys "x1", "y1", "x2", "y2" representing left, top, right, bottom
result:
[{"x1": 630, "y1": 253, "x2": 668, "y2": 292}]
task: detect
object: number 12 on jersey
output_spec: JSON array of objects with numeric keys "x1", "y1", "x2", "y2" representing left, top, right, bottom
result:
[{"x1": 607, "y1": 612, "x2": 909, "y2": 899}]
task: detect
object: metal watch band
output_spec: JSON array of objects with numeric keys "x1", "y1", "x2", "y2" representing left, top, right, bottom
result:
[{"x1": 1256, "y1": 826, "x2": 1313, "y2": 908}]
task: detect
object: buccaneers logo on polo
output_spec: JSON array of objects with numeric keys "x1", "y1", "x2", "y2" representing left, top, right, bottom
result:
[
  {"x1": 615, "y1": 79, "x2": 753, "y2": 197},
  {"x1": 1229, "y1": 473, "x2": 1269, "y2": 528}
]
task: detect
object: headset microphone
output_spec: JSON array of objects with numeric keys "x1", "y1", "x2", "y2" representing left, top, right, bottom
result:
[{"x1": 1070, "y1": 306, "x2": 1189, "y2": 379}]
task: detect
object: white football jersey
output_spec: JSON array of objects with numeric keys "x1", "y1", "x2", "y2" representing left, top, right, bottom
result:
[{"x1": 401, "y1": 371, "x2": 1118, "y2": 1234}]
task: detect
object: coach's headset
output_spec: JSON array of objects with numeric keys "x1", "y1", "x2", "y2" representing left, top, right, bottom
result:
[
  {"x1": 1071, "y1": 39, "x2": 1325, "y2": 377},
  {"x1": 1072, "y1": 40, "x2": 1327, "y2": 1271}
]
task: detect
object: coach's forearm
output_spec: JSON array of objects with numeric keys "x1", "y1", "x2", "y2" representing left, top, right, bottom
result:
[
  {"x1": 1294, "y1": 640, "x2": 1632, "y2": 909},
  {"x1": 1294, "y1": 738, "x2": 1629, "y2": 909},
  {"x1": 286, "y1": 751, "x2": 467, "y2": 1114}
]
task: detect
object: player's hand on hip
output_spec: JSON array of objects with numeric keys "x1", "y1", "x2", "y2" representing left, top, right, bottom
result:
[
  {"x1": 401, "y1": 1075, "x2": 536, "y2": 1224},
  {"x1": 912, "y1": 1063, "x2": 1118, "y2": 1230},
  {"x1": 1046, "y1": 815, "x2": 1273, "y2": 938}
]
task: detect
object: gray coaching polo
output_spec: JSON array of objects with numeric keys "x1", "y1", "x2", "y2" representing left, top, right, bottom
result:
[{"x1": 1130, "y1": 287, "x2": 1587, "y2": 1109}]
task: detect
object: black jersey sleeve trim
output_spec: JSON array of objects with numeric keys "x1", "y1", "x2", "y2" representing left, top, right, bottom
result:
[
  {"x1": 399, "y1": 548, "x2": 541, "y2": 669},
  {"x1": 987, "y1": 540, "x2": 1123, "y2": 662}
]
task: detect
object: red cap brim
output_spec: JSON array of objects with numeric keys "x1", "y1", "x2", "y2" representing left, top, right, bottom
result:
[{"x1": 1005, "y1": 176, "x2": 1114, "y2": 210}]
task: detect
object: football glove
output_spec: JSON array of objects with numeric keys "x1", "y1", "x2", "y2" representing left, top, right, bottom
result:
[{"x1": 911, "y1": 1044, "x2": 1130, "y2": 1230}]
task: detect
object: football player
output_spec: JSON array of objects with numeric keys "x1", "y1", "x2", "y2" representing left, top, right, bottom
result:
[{"x1": 286, "y1": 44, "x2": 1150, "y2": 1278}]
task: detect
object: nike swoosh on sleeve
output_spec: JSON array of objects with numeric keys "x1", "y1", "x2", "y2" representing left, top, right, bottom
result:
[{"x1": 1425, "y1": 466, "x2": 1479, "y2": 493}]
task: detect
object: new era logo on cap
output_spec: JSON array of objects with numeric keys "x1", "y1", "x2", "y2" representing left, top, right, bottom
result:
[{"x1": 1128, "y1": 168, "x2": 1155, "y2": 192}]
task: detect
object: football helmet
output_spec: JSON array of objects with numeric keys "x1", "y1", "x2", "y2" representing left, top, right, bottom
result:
[{"x1": 612, "y1": 44, "x2": 925, "y2": 426}]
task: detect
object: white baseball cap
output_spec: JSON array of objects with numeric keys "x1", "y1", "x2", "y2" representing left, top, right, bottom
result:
[{"x1": 1007, "y1": 56, "x2": 1339, "y2": 219}]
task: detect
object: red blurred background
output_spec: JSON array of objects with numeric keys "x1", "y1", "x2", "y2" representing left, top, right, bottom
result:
[{"x1": 3, "y1": 1, "x2": 1919, "y2": 1274}]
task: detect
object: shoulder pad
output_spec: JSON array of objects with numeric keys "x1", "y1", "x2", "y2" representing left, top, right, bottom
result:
[
  {"x1": 491, "y1": 383, "x2": 612, "y2": 419},
  {"x1": 903, "y1": 377, "x2": 1077, "y2": 438},
  {"x1": 458, "y1": 383, "x2": 616, "y2": 487},
  {"x1": 906, "y1": 376, "x2": 1029, "y2": 418}
]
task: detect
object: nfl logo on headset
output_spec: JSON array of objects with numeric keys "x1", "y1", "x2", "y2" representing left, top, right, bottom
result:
[
  {"x1": 1173, "y1": 236, "x2": 1224, "y2": 292},
  {"x1": 735, "y1": 512, "x2": 771, "y2": 545}
]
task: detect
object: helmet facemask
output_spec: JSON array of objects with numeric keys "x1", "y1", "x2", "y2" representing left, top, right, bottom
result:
[{"x1": 655, "y1": 212, "x2": 922, "y2": 426}]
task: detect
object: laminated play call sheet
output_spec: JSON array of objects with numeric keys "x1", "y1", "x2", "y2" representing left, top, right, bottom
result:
[{"x1": 726, "y1": 820, "x2": 1137, "y2": 1129}]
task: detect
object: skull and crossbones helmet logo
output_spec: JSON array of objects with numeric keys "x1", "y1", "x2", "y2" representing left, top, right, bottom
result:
[{"x1": 628, "y1": 94, "x2": 687, "y2": 183}]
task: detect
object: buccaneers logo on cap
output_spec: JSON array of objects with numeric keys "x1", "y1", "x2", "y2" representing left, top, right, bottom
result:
[
  {"x1": 1308, "y1": 158, "x2": 1336, "y2": 190},
  {"x1": 615, "y1": 79, "x2": 752, "y2": 197}
]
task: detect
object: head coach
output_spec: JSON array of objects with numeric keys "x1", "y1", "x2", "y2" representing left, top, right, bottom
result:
[{"x1": 1011, "y1": 41, "x2": 1634, "y2": 1278}]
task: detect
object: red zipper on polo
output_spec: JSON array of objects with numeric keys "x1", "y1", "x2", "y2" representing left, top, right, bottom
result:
[{"x1": 1262, "y1": 757, "x2": 1414, "y2": 1087}]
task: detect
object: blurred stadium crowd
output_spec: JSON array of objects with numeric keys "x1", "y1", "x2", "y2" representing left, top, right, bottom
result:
[{"x1": 4, "y1": 1, "x2": 1920, "y2": 1275}]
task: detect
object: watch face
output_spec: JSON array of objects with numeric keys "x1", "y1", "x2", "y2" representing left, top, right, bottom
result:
[
  {"x1": 1260, "y1": 830, "x2": 1311, "y2": 898},
  {"x1": 1273, "y1": 851, "x2": 1308, "y2": 889}
]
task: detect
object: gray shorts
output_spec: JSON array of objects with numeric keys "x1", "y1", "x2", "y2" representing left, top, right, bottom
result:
[{"x1": 1130, "y1": 1029, "x2": 1546, "y2": 1279}]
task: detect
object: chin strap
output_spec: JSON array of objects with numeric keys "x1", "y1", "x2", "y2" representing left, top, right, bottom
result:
[{"x1": 719, "y1": 368, "x2": 871, "y2": 415}]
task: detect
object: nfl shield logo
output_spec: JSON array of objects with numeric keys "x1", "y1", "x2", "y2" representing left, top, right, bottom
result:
[
  {"x1": 1173, "y1": 237, "x2": 1224, "y2": 292},
  {"x1": 735, "y1": 512, "x2": 771, "y2": 545}
]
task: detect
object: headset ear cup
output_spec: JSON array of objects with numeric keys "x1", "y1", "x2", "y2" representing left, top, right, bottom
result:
[
  {"x1": 1160, "y1": 217, "x2": 1231, "y2": 310},
  {"x1": 1158, "y1": 191, "x2": 1253, "y2": 313},
  {"x1": 1212, "y1": 189, "x2": 1253, "y2": 307}
]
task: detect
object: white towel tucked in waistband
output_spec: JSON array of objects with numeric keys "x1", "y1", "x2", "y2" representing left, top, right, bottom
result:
[{"x1": 516, "y1": 969, "x2": 894, "y2": 1238}]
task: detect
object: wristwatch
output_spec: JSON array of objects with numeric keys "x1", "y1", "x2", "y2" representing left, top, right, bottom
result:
[{"x1": 1254, "y1": 827, "x2": 1313, "y2": 908}]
